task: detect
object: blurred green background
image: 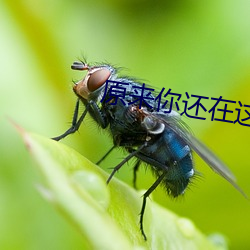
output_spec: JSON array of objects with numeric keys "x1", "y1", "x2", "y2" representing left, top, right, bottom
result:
[{"x1": 1, "y1": 0, "x2": 250, "y2": 249}]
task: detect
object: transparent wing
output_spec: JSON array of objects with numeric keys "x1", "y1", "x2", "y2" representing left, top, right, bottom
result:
[{"x1": 152, "y1": 112, "x2": 247, "y2": 198}]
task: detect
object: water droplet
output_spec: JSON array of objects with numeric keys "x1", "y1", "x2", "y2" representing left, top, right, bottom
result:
[
  {"x1": 71, "y1": 170, "x2": 110, "y2": 209},
  {"x1": 177, "y1": 217, "x2": 196, "y2": 238}
]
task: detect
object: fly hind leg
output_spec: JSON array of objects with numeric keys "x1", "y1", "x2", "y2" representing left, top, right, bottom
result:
[{"x1": 140, "y1": 172, "x2": 166, "y2": 240}]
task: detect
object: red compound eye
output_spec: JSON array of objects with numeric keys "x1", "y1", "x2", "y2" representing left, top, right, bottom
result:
[{"x1": 87, "y1": 68, "x2": 111, "y2": 92}]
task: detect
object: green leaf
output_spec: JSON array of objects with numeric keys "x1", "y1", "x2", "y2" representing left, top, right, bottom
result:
[{"x1": 19, "y1": 128, "x2": 227, "y2": 250}]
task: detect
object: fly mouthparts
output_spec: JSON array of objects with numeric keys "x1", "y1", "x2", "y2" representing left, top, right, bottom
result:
[{"x1": 71, "y1": 61, "x2": 89, "y2": 71}]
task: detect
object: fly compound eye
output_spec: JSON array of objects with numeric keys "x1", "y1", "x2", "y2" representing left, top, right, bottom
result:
[{"x1": 87, "y1": 68, "x2": 111, "y2": 92}]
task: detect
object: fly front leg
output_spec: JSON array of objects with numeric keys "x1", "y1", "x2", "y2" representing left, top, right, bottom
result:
[
  {"x1": 88, "y1": 100, "x2": 108, "y2": 129},
  {"x1": 52, "y1": 98, "x2": 108, "y2": 141},
  {"x1": 52, "y1": 99, "x2": 89, "y2": 141}
]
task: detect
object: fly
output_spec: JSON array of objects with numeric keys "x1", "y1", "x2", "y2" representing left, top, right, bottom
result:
[{"x1": 52, "y1": 60, "x2": 246, "y2": 240}]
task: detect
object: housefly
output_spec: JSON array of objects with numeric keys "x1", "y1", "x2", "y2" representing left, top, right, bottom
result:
[{"x1": 52, "y1": 60, "x2": 246, "y2": 240}]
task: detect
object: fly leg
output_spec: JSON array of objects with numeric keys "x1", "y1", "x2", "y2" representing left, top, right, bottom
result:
[
  {"x1": 101, "y1": 149, "x2": 141, "y2": 188},
  {"x1": 133, "y1": 160, "x2": 141, "y2": 189},
  {"x1": 88, "y1": 100, "x2": 107, "y2": 129},
  {"x1": 140, "y1": 172, "x2": 166, "y2": 240},
  {"x1": 107, "y1": 143, "x2": 146, "y2": 184},
  {"x1": 96, "y1": 145, "x2": 116, "y2": 165},
  {"x1": 52, "y1": 98, "x2": 108, "y2": 141},
  {"x1": 52, "y1": 99, "x2": 88, "y2": 141}
]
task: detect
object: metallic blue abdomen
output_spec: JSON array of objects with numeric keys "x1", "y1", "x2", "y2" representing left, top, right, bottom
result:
[{"x1": 137, "y1": 128, "x2": 194, "y2": 197}]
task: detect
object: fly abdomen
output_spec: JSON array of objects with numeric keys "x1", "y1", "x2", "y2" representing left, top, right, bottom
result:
[
  {"x1": 164, "y1": 153, "x2": 194, "y2": 197},
  {"x1": 165, "y1": 130, "x2": 190, "y2": 161},
  {"x1": 162, "y1": 129, "x2": 194, "y2": 196}
]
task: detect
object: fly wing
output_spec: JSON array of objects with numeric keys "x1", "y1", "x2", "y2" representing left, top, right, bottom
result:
[{"x1": 153, "y1": 112, "x2": 247, "y2": 198}]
